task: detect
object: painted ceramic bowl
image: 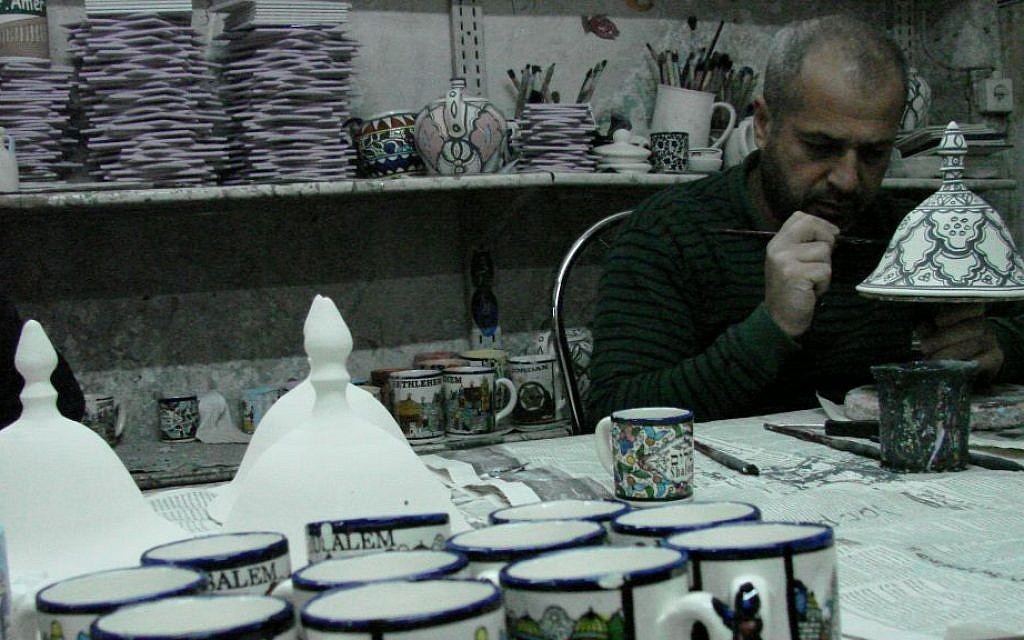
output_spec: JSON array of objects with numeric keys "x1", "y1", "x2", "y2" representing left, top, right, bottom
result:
[{"x1": 355, "y1": 111, "x2": 425, "y2": 178}]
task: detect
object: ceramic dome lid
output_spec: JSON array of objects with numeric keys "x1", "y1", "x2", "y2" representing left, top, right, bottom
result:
[
  {"x1": 857, "y1": 121, "x2": 1024, "y2": 301},
  {"x1": 592, "y1": 129, "x2": 651, "y2": 160}
]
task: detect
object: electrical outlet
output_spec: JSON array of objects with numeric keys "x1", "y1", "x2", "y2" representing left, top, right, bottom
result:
[{"x1": 980, "y1": 71, "x2": 1013, "y2": 114}]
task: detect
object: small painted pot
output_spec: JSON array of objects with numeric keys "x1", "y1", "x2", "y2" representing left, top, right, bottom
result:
[
  {"x1": 609, "y1": 500, "x2": 761, "y2": 546},
  {"x1": 355, "y1": 110, "x2": 425, "y2": 178},
  {"x1": 90, "y1": 594, "x2": 296, "y2": 640},
  {"x1": 35, "y1": 565, "x2": 208, "y2": 640},
  {"x1": 414, "y1": 78, "x2": 508, "y2": 175},
  {"x1": 300, "y1": 578, "x2": 504, "y2": 639},
  {"x1": 305, "y1": 512, "x2": 450, "y2": 564},
  {"x1": 488, "y1": 498, "x2": 630, "y2": 532},
  {"x1": 141, "y1": 531, "x2": 291, "y2": 595}
]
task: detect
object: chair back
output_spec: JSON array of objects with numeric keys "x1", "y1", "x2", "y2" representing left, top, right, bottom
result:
[{"x1": 550, "y1": 210, "x2": 632, "y2": 434}]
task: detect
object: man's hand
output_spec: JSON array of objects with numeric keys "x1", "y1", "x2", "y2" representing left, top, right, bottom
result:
[
  {"x1": 917, "y1": 304, "x2": 1004, "y2": 381},
  {"x1": 764, "y1": 212, "x2": 840, "y2": 337}
]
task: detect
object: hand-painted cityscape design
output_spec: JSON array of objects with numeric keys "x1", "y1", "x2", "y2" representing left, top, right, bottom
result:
[
  {"x1": 39, "y1": 619, "x2": 88, "y2": 640},
  {"x1": 507, "y1": 606, "x2": 626, "y2": 640},
  {"x1": 614, "y1": 423, "x2": 693, "y2": 500}
]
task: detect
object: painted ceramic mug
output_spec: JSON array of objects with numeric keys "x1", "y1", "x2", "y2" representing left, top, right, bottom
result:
[
  {"x1": 509, "y1": 354, "x2": 564, "y2": 427},
  {"x1": 141, "y1": 531, "x2": 291, "y2": 595},
  {"x1": 272, "y1": 550, "x2": 469, "y2": 613},
  {"x1": 488, "y1": 498, "x2": 631, "y2": 533},
  {"x1": 389, "y1": 369, "x2": 446, "y2": 443},
  {"x1": 300, "y1": 579, "x2": 504, "y2": 639},
  {"x1": 649, "y1": 131, "x2": 689, "y2": 174},
  {"x1": 305, "y1": 513, "x2": 450, "y2": 564},
  {"x1": 157, "y1": 394, "x2": 199, "y2": 442},
  {"x1": 609, "y1": 500, "x2": 762, "y2": 546},
  {"x1": 35, "y1": 566, "x2": 208, "y2": 640},
  {"x1": 500, "y1": 546, "x2": 731, "y2": 640},
  {"x1": 664, "y1": 522, "x2": 839, "y2": 640},
  {"x1": 595, "y1": 407, "x2": 695, "y2": 504},
  {"x1": 82, "y1": 393, "x2": 125, "y2": 445},
  {"x1": 90, "y1": 595, "x2": 296, "y2": 640},
  {"x1": 445, "y1": 519, "x2": 606, "y2": 583},
  {"x1": 442, "y1": 366, "x2": 516, "y2": 437}
]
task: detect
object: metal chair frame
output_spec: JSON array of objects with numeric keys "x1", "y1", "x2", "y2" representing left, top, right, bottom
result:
[{"x1": 550, "y1": 210, "x2": 633, "y2": 434}]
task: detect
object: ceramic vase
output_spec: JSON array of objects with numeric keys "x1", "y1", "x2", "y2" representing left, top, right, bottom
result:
[
  {"x1": 900, "y1": 67, "x2": 931, "y2": 131},
  {"x1": 355, "y1": 111, "x2": 425, "y2": 178},
  {"x1": 413, "y1": 78, "x2": 507, "y2": 175}
]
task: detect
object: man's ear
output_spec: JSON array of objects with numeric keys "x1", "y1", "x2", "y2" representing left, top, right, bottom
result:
[{"x1": 752, "y1": 96, "x2": 771, "y2": 148}]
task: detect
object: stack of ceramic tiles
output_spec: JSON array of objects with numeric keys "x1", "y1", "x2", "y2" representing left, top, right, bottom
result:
[
  {"x1": 515, "y1": 103, "x2": 599, "y2": 173},
  {"x1": 0, "y1": 58, "x2": 74, "y2": 183},
  {"x1": 212, "y1": 1, "x2": 358, "y2": 183},
  {"x1": 66, "y1": 11, "x2": 229, "y2": 186}
]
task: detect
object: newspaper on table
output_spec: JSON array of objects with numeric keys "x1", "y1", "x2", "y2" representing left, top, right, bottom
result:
[{"x1": 146, "y1": 408, "x2": 1024, "y2": 640}]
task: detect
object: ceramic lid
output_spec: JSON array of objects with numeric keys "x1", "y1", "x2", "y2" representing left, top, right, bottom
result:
[
  {"x1": 592, "y1": 129, "x2": 651, "y2": 160},
  {"x1": 858, "y1": 121, "x2": 1024, "y2": 301}
]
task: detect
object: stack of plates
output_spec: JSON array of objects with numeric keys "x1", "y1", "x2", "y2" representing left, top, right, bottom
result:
[
  {"x1": 0, "y1": 57, "x2": 74, "y2": 183},
  {"x1": 83, "y1": 0, "x2": 193, "y2": 15},
  {"x1": 212, "y1": 0, "x2": 351, "y2": 29},
  {"x1": 516, "y1": 103, "x2": 598, "y2": 173},
  {"x1": 213, "y1": 4, "x2": 357, "y2": 184},
  {"x1": 66, "y1": 15, "x2": 229, "y2": 186}
]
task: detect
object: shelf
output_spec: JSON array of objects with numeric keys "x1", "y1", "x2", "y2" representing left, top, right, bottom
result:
[{"x1": 0, "y1": 174, "x2": 1015, "y2": 213}]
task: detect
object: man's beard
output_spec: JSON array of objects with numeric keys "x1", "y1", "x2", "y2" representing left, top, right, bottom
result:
[{"x1": 759, "y1": 144, "x2": 868, "y2": 230}]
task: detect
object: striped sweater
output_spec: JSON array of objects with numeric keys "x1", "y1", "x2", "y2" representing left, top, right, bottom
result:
[{"x1": 585, "y1": 154, "x2": 1024, "y2": 429}]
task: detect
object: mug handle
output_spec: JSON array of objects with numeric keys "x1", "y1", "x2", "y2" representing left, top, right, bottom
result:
[
  {"x1": 113, "y1": 401, "x2": 126, "y2": 440},
  {"x1": 594, "y1": 416, "x2": 615, "y2": 473},
  {"x1": 495, "y1": 378, "x2": 517, "y2": 422},
  {"x1": 709, "y1": 102, "x2": 737, "y2": 150},
  {"x1": 659, "y1": 591, "x2": 732, "y2": 640}
]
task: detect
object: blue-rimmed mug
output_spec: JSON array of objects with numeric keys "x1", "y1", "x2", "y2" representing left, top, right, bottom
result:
[
  {"x1": 306, "y1": 513, "x2": 450, "y2": 564},
  {"x1": 273, "y1": 550, "x2": 469, "y2": 613},
  {"x1": 664, "y1": 521, "x2": 839, "y2": 640},
  {"x1": 610, "y1": 500, "x2": 761, "y2": 546},
  {"x1": 300, "y1": 578, "x2": 504, "y2": 639},
  {"x1": 445, "y1": 519, "x2": 605, "y2": 583},
  {"x1": 35, "y1": 565, "x2": 208, "y2": 640},
  {"x1": 595, "y1": 407, "x2": 695, "y2": 504},
  {"x1": 141, "y1": 531, "x2": 290, "y2": 595},
  {"x1": 499, "y1": 546, "x2": 731, "y2": 640},
  {"x1": 90, "y1": 594, "x2": 296, "y2": 640},
  {"x1": 489, "y1": 498, "x2": 630, "y2": 533}
]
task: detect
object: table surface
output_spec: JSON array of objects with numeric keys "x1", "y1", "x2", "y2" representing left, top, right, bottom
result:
[{"x1": 434, "y1": 408, "x2": 1024, "y2": 640}]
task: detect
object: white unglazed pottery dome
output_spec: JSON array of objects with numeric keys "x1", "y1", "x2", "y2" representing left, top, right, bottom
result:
[
  {"x1": 0, "y1": 321, "x2": 185, "y2": 583},
  {"x1": 222, "y1": 296, "x2": 461, "y2": 566},
  {"x1": 206, "y1": 297, "x2": 405, "y2": 524}
]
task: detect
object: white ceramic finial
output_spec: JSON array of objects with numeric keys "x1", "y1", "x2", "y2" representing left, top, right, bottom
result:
[
  {"x1": 304, "y1": 294, "x2": 352, "y2": 388},
  {"x1": 15, "y1": 319, "x2": 59, "y2": 419}
]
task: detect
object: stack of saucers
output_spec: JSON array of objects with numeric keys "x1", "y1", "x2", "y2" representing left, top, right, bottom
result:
[
  {"x1": 213, "y1": 1, "x2": 357, "y2": 184},
  {"x1": 516, "y1": 103, "x2": 598, "y2": 173},
  {"x1": 66, "y1": 13, "x2": 229, "y2": 187},
  {"x1": 0, "y1": 57, "x2": 74, "y2": 183}
]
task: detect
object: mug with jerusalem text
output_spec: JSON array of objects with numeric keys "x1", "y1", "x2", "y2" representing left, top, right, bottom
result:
[
  {"x1": 305, "y1": 513, "x2": 450, "y2": 564},
  {"x1": 141, "y1": 531, "x2": 290, "y2": 595},
  {"x1": 595, "y1": 407, "x2": 695, "y2": 504},
  {"x1": 83, "y1": 394, "x2": 125, "y2": 445}
]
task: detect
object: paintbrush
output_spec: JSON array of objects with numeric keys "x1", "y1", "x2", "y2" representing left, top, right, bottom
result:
[
  {"x1": 539, "y1": 63, "x2": 556, "y2": 103},
  {"x1": 575, "y1": 66, "x2": 593, "y2": 103},
  {"x1": 764, "y1": 423, "x2": 882, "y2": 461},
  {"x1": 694, "y1": 439, "x2": 759, "y2": 475},
  {"x1": 583, "y1": 59, "x2": 607, "y2": 102},
  {"x1": 710, "y1": 228, "x2": 883, "y2": 247}
]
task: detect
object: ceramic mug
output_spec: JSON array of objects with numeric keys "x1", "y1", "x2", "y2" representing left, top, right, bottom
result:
[
  {"x1": 442, "y1": 366, "x2": 516, "y2": 437},
  {"x1": 157, "y1": 394, "x2": 199, "y2": 442},
  {"x1": 389, "y1": 369, "x2": 446, "y2": 443},
  {"x1": 371, "y1": 367, "x2": 408, "y2": 419},
  {"x1": 723, "y1": 115, "x2": 757, "y2": 168},
  {"x1": 609, "y1": 501, "x2": 762, "y2": 546},
  {"x1": 499, "y1": 546, "x2": 731, "y2": 640},
  {"x1": 82, "y1": 393, "x2": 125, "y2": 446},
  {"x1": 305, "y1": 513, "x2": 450, "y2": 564},
  {"x1": 595, "y1": 407, "x2": 695, "y2": 504},
  {"x1": 445, "y1": 520, "x2": 606, "y2": 583},
  {"x1": 488, "y1": 498, "x2": 631, "y2": 533},
  {"x1": 509, "y1": 354, "x2": 563, "y2": 427},
  {"x1": 649, "y1": 131, "x2": 689, "y2": 174},
  {"x1": 240, "y1": 384, "x2": 287, "y2": 434},
  {"x1": 35, "y1": 566, "x2": 208, "y2": 640},
  {"x1": 687, "y1": 146, "x2": 724, "y2": 173},
  {"x1": 90, "y1": 594, "x2": 296, "y2": 640},
  {"x1": 412, "y1": 351, "x2": 459, "y2": 368},
  {"x1": 272, "y1": 550, "x2": 469, "y2": 612},
  {"x1": 141, "y1": 531, "x2": 291, "y2": 595},
  {"x1": 300, "y1": 579, "x2": 504, "y2": 639},
  {"x1": 664, "y1": 522, "x2": 840, "y2": 640},
  {"x1": 649, "y1": 84, "x2": 736, "y2": 149}
]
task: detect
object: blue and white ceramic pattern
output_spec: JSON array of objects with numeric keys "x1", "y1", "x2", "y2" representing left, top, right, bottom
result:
[
  {"x1": 35, "y1": 565, "x2": 208, "y2": 640},
  {"x1": 90, "y1": 595, "x2": 295, "y2": 640},
  {"x1": 488, "y1": 499, "x2": 630, "y2": 532},
  {"x1": 305, "y1": 513, "x2": 450, "y2": 564},
  {"x1": 609, "y1": 500, "x2": 762, "y2": 545},
  {"x1": 141, "y1": 531, "x2": 290, "y2": 595}
]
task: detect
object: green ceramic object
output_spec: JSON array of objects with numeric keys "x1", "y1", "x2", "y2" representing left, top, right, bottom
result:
[{"x1": 871, "y1": 360, "x2": 978, "y2": 473}]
